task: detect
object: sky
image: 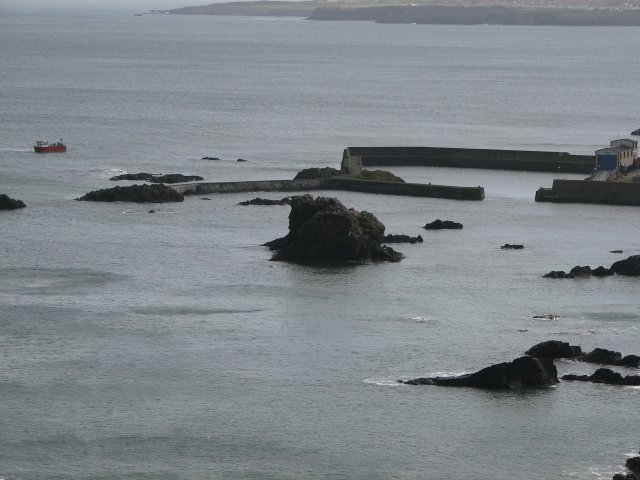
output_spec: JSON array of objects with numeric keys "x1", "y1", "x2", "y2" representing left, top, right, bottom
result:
[{"x1": 0, "y1": 0, "x2": 214, "y2": 13}]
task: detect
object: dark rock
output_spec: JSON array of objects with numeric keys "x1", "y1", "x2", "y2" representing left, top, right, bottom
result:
[
  {"x1": 631, "y1": 128, "x2": 640, "y2": 136},
  {"x1": 238, "y1": 197, "x2": 291, "y2": 206},
  {"x1": 147, "y1": 174, "x2": 203, "y2": 184},
  {"x1": 110, "y1": 172, "x2": 154, "y2": 181},
  {"x1": 401, "y1": 356, "x2": 558, "y2": 389},
  {"x1": 570, "y1": 265, "x2": 592, "y2": 277},
  {"x1": 148, "y1": 209, "x2": 155, "y2": 213},
  {"x1": 613, "y1": 473, "x2": 640, "y2": 480},
  {"x1": 423, "y1": 219, "x2": 463, "y2": 230},
  {"x1": 501, "y1": 244, "x2": 524, "y2": 249},
  {"x1": 628, "y1": 457, "x2": 640, "y2": 474},
  {"x1": 293, "y1": 167, "x2": 345, "y2": 180},
  {"x1": 202, "y1": 156, "x2": 220, "y2": 160},
  {"x1": 382, "y1": 234, "x2": 423, "y2": 244},
  {"x1": 236, "y1": 158, "x2": 247, "y2": 162},
  {"x1": 582, "y1": 348, "x2": 622, "y2": 365},
  {"x1": 263, "y1": 195, "x2": 403, "y2": 264},
  {"x1": 201, "y1": 197, "x2": 211, "y2": 200},
  {"x1": 543, "y1": 270, "x2": 574, "y2": 279},
  {"x1": 619, "y1": 355, "x2": 640, "y2": 368},
  {"x1": 562, "y1": 368, "x2": 640, "y2": 386},
  {"x1": 525, "y1": 340, "x2": 582, "y2": 359},
  {"x1": 357, "y1": 169, "x2": 405, "y2": 183},
  {"x1": 610, "y1": 255, "x2": 640, "y2": 276},
  {"x1": 110, "y1": 173, "x2": 203, "y2": 184},
  {"x1": 592, "y1": 266, "x2": 612, "y2": 277},
  {"x1": 610, "y1": 250, "x2": 623, "y2": 253},
  {"x1": 532, "y1": 314, "x2": 560, "y2": 321},
  {"x1": 0, "y1": 194, "x2": 26, "y2": 210},
  {"x1": 76, "y1": 184, "x2": 184, "y2": 203}
]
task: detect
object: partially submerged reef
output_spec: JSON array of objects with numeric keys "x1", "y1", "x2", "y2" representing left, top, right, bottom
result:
[
  {"x1": 400, "y1": 340, "x2": 639, "y2": 389},
  {"x1": 544, "y1": 255, "x2": 640, "y2": 278},
  {"x1": 76, "y1": 184, "x2": 184, "y2": 203},
  {"x1": 263, "y1": 195, "x2": 403, "y2": 264},
  {"x1": 238, "y1": 197, "x2": 291, "y2": 206},
  {"x1": 293, "y1": 167, "x2": 405, "y2": 183},
  {"x1": 423, "y1": 219, "x2": 462, "y2": 230},
  {"x1": 110, "y1": 173, "x2": 203, "y2": 183}
]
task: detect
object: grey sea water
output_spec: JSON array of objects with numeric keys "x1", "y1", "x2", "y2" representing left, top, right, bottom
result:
[{"x1": 1, "y1": 11, "x2": 639, "y2": 480}]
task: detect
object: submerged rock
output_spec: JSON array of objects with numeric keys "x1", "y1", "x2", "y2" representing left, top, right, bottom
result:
[
  {"x1": 401, "y1": 356, "x2": 558, "y2": 389},
  {"x1": 238, "y1": 197, "x2": 291, "y2": 206},
  {"x1": 0, "y1": 194, "x2": 26, "y2": 210},
  {"x1": 501, "y1": 244, "x2": 524, "y2": 249},
  {"x1": 423, "y1": 219, "x2": 463, "y2": 230},
  {"x1": 110, "y1": 172, "x2": 154, "y2": 181},
  {"x1": 76, "y1": 184, "x2": 184, "y2": 203},
  {"x1": 532, "y1": 314, "x2": 560, "y2": 321},
  {"x1": 202, "y1": 156, "x2": 220, "y2": 160},
  {"x1": 263, "y1": 195, "x2": 403, "y2": 264},
  {"x1": 525, "y1": 340, "x2": 582, "y2": 359},
  {"x1": 562, "y1": 368, "x2": 640, "y2": 386},
  {"x1": 382, "y1": 234, "x2": 423, "y2": 244},
  {"x1": 543, "y1": 270, "x2": 574, "y2": 279}
]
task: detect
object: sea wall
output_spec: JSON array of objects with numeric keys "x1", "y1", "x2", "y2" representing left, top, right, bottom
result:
[
  {"x1": 344, "y1": 147, "x2": 595, "y2": 173},
  {"x1": 535, "y1": 179, "x2": 640, "y2": 205},
  {"x1": 170, "y1": 178, "x2": 484, "y2": 200}
]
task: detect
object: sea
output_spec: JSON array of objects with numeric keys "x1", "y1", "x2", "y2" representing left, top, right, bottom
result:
[{"x1": 1, "y1": 9, "x2": 639, "y2": 480}]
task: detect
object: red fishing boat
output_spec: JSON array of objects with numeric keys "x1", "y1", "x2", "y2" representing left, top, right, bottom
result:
[{"x1": 34, "y1": 139, "x2": 66, "y2": 153}]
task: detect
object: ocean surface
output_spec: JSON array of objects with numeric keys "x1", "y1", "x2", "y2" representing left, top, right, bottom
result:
[{"x1": 1, "y1": 10, "x2": 639, "y2": 480}]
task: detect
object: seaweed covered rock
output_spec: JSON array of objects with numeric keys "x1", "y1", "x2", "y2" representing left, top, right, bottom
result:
[
  {"x1": 423, "y1": 219, "x2": 463, "y2": 230},
  {"x1": 239, "y1": 197, "x2": 291, "y2": 206},
  {"x1": 293, "y1": 167, "x2": 345, "y2": 180},
  {"x1": 0, "y1": 194, "x2": 26, "y2": 210},
  {"x1": 357, "y1": 169, "x2": 405, "y2": 183},
  {"x1": 76, "y1": 184, "x2": 184, "y2": 203},
  {"x1": 263, "y1": 195, "x2": 403, "y2": 264},
  {"x1": 401, "y1": 356, "x2": 559, "y2": 389}
]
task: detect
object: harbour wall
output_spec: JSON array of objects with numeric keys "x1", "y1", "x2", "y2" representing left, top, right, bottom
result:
[
  {"x1": 535, "y1": 179, "x2": 640, "y2": 205},
  {"x1": 169, "y1": 178, "x2": 484, "y2": 200},
  {"x1": 344, "y1": 147, "x2": 595, "y2": 173}
]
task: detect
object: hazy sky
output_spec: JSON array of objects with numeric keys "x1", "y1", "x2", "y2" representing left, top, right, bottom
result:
[{"x1": 1, "y1": 0, "x2": 211, "y2": 13}]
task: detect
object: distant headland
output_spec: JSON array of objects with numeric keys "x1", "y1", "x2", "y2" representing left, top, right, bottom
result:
[{"x1": 158, "y1": 0, "x2": 640, "y2": 26}]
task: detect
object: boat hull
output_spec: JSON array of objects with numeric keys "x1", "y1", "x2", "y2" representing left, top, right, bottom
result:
[{"x1": 34, "y1": 145, "x2": 66, "y2": 153}]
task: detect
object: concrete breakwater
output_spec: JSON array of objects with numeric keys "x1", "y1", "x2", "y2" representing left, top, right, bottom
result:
[
  {"x1": 535, "y1": 179, "x2": 640, "y2": 205},
  {"x1": 169, "y1": 178, "x2": 484, "y2": 200},
  {"x1": 344, "y1": 147, "x2": 595, "y2": 173}
]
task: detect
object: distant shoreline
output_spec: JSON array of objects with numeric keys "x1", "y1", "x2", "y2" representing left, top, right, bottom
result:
[{"x1": 163, "y1": 2, "x2": 640, "y2": 26}]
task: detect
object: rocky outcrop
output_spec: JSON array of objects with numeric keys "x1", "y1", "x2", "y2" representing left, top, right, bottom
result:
[
  {"x1": 525, "y1": 340, "x2": 582, "y2": 359},
  {"x1": 382, "y1": 234, "x2": 423, "y2": 244},
  {"x1": 110, "y1": 173, "x2": 203, "y2": 183},
  {"x1": 0, "y1": 194, "x2": 26, "y2": 210},
  {"x1": 263, "y1": 195, "x2": 403, "y2": 264},
  {"x1": 110, "y1": 173, "x2": 154, "y2": 181},
  {"x1": 400, "y1": 356, "x2": 558, "y2": 389},
  {"x1": 627, "y1": 457, "x2": 640, "y2": 475},
  {"x1": 501, "y1": 244, "x2": 524, "y2": 249},
  {"x1": 423, "y1": 219, "x2": 463, "y2": 230},
  {"x1": 238, "y1": 197, "x2": 291, "y2": 206},
  {"x1": 525, "y1": 341, "x2": 639, "y2": 368},
  {"x1": 202, "y1": 156, "x2": 220, "y2": 160},
  {"x1": 612, "y1": 473, "x2": 639, "y2": 480},
  {"x1": 76, "y1": 184, "x2": 184, "y2": 203},
  {"x1": 236, "y1": 158, "x2": 247, "y2": 162},
  {"x1": 293, "y1": 167, "x2": 345, "y2": 180},
  {"x1": 610, "y1": 255, "x2": 640, "y2": 276},
  {"x1": 544, "y1": 255, "x2": 640, "y2": 278},
  {"x1": 562, "y1": 368, "x2": 640, "y2": 386}
]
